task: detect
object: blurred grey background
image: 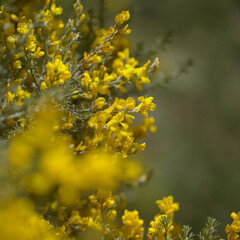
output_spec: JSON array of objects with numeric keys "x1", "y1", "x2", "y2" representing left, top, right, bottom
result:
[{"x1": 60, "y1": 0, "x2": 240, "y2": 235}]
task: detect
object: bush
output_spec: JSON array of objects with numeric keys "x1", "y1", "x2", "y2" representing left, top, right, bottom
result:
[{"x1": 0, "y1": 1, "x2": 239, "y2": 240}]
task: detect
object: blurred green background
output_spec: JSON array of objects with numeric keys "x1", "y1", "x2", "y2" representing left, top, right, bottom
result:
[{"x1": 60, "y1": 0, "x2": 240, "y2": 235}]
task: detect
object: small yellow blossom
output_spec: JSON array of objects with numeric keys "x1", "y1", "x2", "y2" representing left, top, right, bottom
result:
[
  {"x1": 41, "y1": 56, "x2": 71, "y2": 91},
  {"x1": 126, "y1": 97, "x2": 136, "y2": 110},
  {"x1": 115, "y1": 11, "x2": 130, "y2": 27},
  {"x1": 89, "y1": 189, "x2": 115, "y2": 210},
  {"x1": 7, "y1": 91, "x2": 14, "y2": 103},
  {"x1": 148, "y1": 215, "x2": 174, "y2": 240},
  {"x1": 32, "y1": 47, "x2": 45, "y2": 58},
  {"x1": 137, "y1": 96, "x2": 156, "y2": 117},
  {"x1": 107, "y1": 112, "x2": 129, "y2": 131},
  {"x1": 95, "y1": 97, "x2": 106, "y2": 109},
  {"x1": 75, "y1": 141, "x2": 87, "y2": 152},
  {"x1": 225, "y1": 212, "x2": 240, "y2": 240},
  {"x1": 51, "y1": 3, "x2": 63, "y2": 15},
  {"x1": 107, "y1": 209, "x2": 117, "y2": 221},
  {"x1": 156, "y1": 196, "x2": 179, "y2": 217},
  {"x1": 17, "y1": 17, "x2": 29, "y2": 35},
  {"x1": 6, "y1": 35, "x2": 16, "y2": 49},
  {"x1": 121, "y1": 210, "x2": 144, "y2": 240},
  {"x1": 63, "y1": 113, "x2": 76, "y2": 130},
  {"x1": 91, "y1": 54, "x2": 102, "y2": 64},
  {"x1": 10, "y1": 14, "x2": 19, "y2": 22},
  {"x1": 71, "y1": 210, "x2": 81, "y2": 225},
  {"x1": 13, "y1": 60, "x2": 22, "y2": 69}
]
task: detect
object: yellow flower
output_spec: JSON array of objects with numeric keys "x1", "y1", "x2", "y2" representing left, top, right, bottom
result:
[
  {"x1": 13, "y1": 60, "x2": 22, "y2": 69},
  {"x1": 122, "y1": 64, "x2": 135, "y2": 80},
  {"x1": 63, "y1": 113, "x2": 76, "y2": 130},
  {"x1": 75, "y1": 141, "x2": 87, "y2": 152},
  {"x1": 17, "y1": 17, "x2": 29, "y2": 35},
  {"x1": 9, "y1": 138, "x2": 34, "y2": 169},
  {"x1": 126, "y1": 97, "x2": 136, "y2": 111},
  {"x1": 88, "y1": 112, "x2": 112, "y2": 130},
  {"x1": 51, "y1": 3, "x2": 63, "y2": 15},
  {"x1": 107, "y1": 112, "x2": 129, "y2": 131},
  {"x1": 94, "y1": 97, "x2": 106, "y2": 109},
  {"x1": 91, "y1": 54, "x2": 102, "y2": 64},
  {"x1": 17, "y1": 118, "x2": 26, "y2": 128},
  {"x1": 10, "y1": 14, "x2": 19, "y2": 22},
  {"x1": 121, "y1": 210, "x2": 144, "y2": 240},
  {"x1": 6, "y1": 35, "x2": 16, "y2": 49},
  {"x1": 89, "y1": 189, "x2": 115, "y2": 210},
  {"x1": 118, "y1": 48, "x2": 130, "y2": 60},
  {"x1": 81, "y1": 71, "x2": 92, "y2": 88},
  {"x1": 15, "y1": 86, "x2": 31, "y2": 106},
  {"x1": 32, "y1": 47, "x2": 45, "y2": 58},
  {"x1": 80, "y1": 216, "x2": 102, "y2": 231},
  {"x1": 101, "y1": 41, "x2": 115, "y2": 54},
  {"x1": 7, "y1": 91, "x2": 14, "y2": 103},
  {"x1": 134, "y1": 61, "x2": 151, "y2": 90},
  {"x1": 137, "y1": 96, "x2": 156, "y2": 118},
  {"x1": 225, "y1": 212, "x2": 240, "y2": 240},
  {"x1": 112, "y1": 97, "x2": 125, "y2": 111},
  {"x1": 118, "y1": 24, "x2": 131, "y2": 35},
  {"x1": 42, "y1": 56, "x2": 71, "y2": 91},
  {"x1": 41, "y1": 82, "x2": 48, "y2": 92},
  {"x1": 156, "y1": 196, "x2": 179, "y2": 217},
  {"x1": 0, "y1": 199, "x2": 62, "y2": 240},
  {"x1": 148, "y1": 215, "x2": 174, "y2": 240},
  {"x1": 115, "y1": 11, "x2": 130, "y2": 27},
  {"x1": 71, "y1": 210, "x2": 81, "y2": 225},
  {"x1": 107, "y1": 209, "x2": 117, "y2": 221}
]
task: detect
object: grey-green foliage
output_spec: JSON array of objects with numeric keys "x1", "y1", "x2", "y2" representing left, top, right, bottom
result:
[
  {"x1": 198, "y1": 217, "x2": 220, "y2": 240},
  {"x1": 159, "y1": 215, "x2": 174, "y2": 240},
  {"x1": 179, "y1": 217, "x2": 220, "y2": 240},
  {"x1": 180, "y1": 225, "x2": 195, "y2": 240}
]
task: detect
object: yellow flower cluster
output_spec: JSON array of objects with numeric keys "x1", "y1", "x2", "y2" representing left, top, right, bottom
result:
[
  {"x1": 147, "y1": 196, "x2": 179, "y2": 240},
  {"x1": 121, "y1": 210, "x2": 144, "y2": 240},
  {"x1": 0, "y1": 0, "x2": 158, "y2": 162},
  {"x1": 156, "y1": 195, "x2": 179, "y2": 217},
  {"x1": 225, "y1": 212, "x2": 240, "y2": 240},
  {"x1": 148, "y1": 215, "x2": 174, "y2": 240},
  {"x1": 0, "y1": 1, "x2": 238, "y2": 240},
  {"x1": 5, "y1": 81, "x2": 31, "y2": 107},
  {"x1": 0, "y1": 199, "x2": 67, "y2": 240},
  {"x1": 9, "y1": 109, "x2": 142, "y2": 198},
  {"x1": 41, "y1": 56, "x2": 71, "y2": 91},
  {"x1": 87, "y1": 95, "x2": 155, "y2": 157},
  {"x1": 115, "y1": 11, "x2": 130, "y2": 27}
]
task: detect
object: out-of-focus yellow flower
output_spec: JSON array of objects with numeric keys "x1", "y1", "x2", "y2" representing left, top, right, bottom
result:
[
  {"x1": 107, "y1": 209, "x2": 117, "y2": 221},
  {"x1": 51, "y1": 3, "x2": 63, "y2": 15},
  {"x1": 0, "y1": 199, "x2": 64, "y2": 240},
  {"x1": 17, "y1": 17, "x2": 29, "y2": 35},
  {"x1": 75, "y1": 141, "x2": 87, "y2": 152}
]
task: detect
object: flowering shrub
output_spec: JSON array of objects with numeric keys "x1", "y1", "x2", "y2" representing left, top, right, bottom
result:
[{"x1": 0, "y1": 1, "x2": 239, "y2": 240}]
